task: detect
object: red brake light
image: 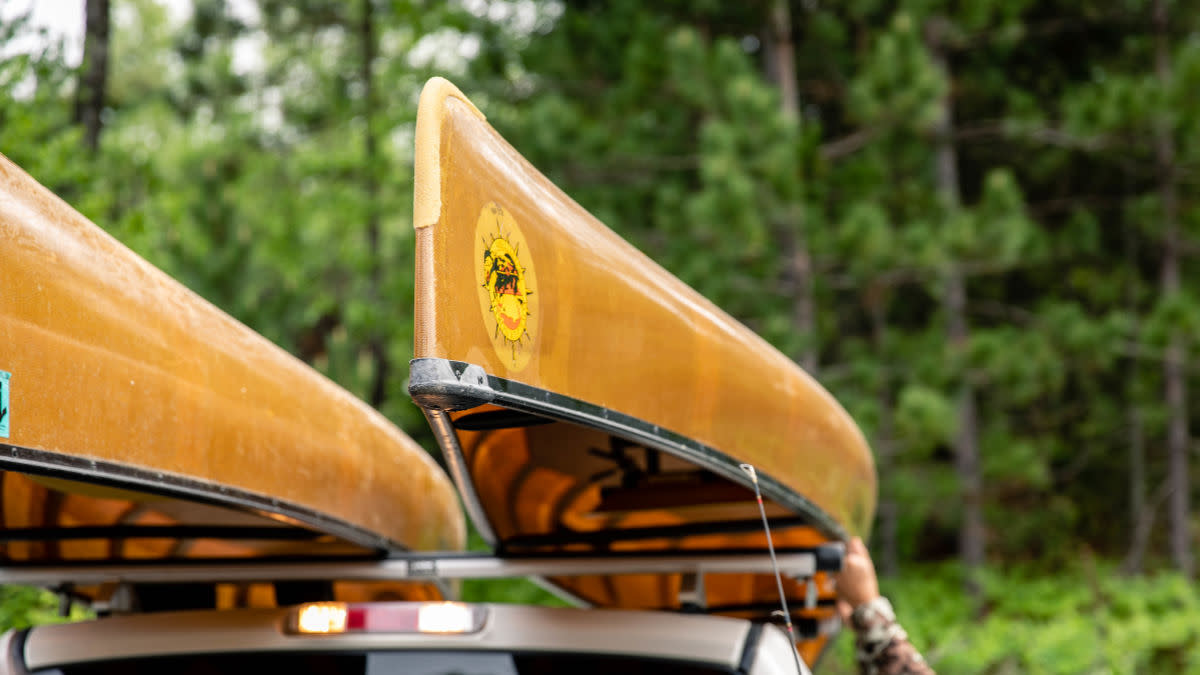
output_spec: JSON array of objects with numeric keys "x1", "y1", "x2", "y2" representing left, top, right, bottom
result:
[{"x1": 289, "y1": 602, "x2": 485, "y2": 635}]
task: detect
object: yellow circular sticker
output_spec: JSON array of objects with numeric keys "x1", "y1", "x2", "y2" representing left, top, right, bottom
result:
[{"x1": 475, "y1": 203, "x2": 538, "y2": 372}]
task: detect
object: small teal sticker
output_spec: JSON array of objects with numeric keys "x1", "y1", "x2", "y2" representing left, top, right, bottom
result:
[{"x1": 0, "y1": 370, "x2": 9, "y2": 438}]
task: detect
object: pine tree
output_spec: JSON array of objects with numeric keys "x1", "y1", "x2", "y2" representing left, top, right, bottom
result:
[{"x1": 74, "y1": 0, "x2": 110, "y2": 152}]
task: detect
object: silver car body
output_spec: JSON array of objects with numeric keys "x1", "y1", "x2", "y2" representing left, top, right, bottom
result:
[{"x1": 3, "y1": 603, "x2": 811, "y2": 675}]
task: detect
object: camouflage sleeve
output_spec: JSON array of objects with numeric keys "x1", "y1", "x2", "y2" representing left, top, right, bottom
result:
[{"x1": 849, "y1": 597, "x2": 935, "y2": 675}]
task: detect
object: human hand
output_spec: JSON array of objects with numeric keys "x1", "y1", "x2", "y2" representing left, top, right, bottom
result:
[{"x1": 835, "y1": 536, "x2": 880, "y2": 622}]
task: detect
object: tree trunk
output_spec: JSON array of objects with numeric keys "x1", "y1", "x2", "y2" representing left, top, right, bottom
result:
[
  {"x1": 360, "y1": 0, "x2": 389, "y2": 409},
  {"x1": 74, "y1": 0, "x2": 110, "y2": 152},
  {"x1": 947, "y1": 268, "x2": 984, "y2": 596},
  {"x1": 1122, "y1": 202, "x2": 1150, "y2": 575},
  {"x1": 927, "y1": 20, "x2": 985, "y2": 603},
  {"x1": 768, "y1": 0, "x2": 799, "y2": 119},
  {"x1": 868, "y1": 284, "x2": 898, "y2": 577},
  {"x1": 1153, "y1": 0, "x2": 1193, "y2": 578},
  {"x1": 1123, "y1": 402, "x2": 1149, "y2": 574},
  {"x1": 766, "y1": 0, "x2": 819, "y2": 374}
]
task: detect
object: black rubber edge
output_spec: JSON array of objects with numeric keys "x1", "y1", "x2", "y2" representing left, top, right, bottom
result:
[
  {"x1": 737, "y1": 621, "x2": 764, "y2": 675},
  {"x1": 814, "y1": 543, "x2": 845, "y2": 572},
  {"x1": 4, "y1": 628, "x2": 31, "y2": 675}
]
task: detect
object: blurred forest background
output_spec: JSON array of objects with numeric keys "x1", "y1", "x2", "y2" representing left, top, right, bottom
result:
[{"x1": 3, "y1": 0, "x2": 1200, "y2": 671}]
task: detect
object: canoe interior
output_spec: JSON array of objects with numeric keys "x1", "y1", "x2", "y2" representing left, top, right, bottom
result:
[
  {"x1": 449, "y1": 404, "x2": 817, "y2": 550},
  {"x1": 0, "y1": 469, "x2": 446, "y2": 606},
  {"x1": 437, "y1": 401, "x2": 841, "y2": 651}
]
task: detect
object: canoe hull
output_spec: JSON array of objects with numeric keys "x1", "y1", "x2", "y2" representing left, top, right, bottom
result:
[
  {"x1": 411, "y1": 78, "x2": 877, "y2": 665},
  {"x1": 413, "y1": 82, "x2": 874, "y2": 539},
  {"x1": 0, "y1": 153, "x2": 464, "y2": 576}
]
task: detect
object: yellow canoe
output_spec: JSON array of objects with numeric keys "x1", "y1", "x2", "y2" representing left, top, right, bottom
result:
[
  {"x1": 0, "y1": 154, "x2": 463, "y2": 588},
  {"x1": 410, "y1": 77, "x2": 876, "y2": 665}
]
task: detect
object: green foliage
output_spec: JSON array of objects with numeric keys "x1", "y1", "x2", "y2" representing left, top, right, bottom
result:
[
  {"x1": 822, "y1": 564, "x2": 1200, "y2": 674},
  {"x1": 848, "y1": 13, "x2": 946, "y2": 131},
  {"x1": 3, "y1": 0, "x2": 1200, "y2": 670},
  {"x1": 895, "y1": 384, "x2": 956, "y2": 453},
  {"x1": 0, "y1": 587, "x2": 91, "y2": 632},
  {"x1": 459, "y1": 578, "x2": 572, "y2": 607}
]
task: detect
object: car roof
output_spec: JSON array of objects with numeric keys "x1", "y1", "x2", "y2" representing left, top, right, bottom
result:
[{"x1": 22, "y1": 604, "x2": 755, "y2": 671}]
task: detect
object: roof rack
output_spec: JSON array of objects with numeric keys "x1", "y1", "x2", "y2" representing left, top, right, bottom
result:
[{"x1": 0, "y1": 546, "x2": 842, "y2": 587}]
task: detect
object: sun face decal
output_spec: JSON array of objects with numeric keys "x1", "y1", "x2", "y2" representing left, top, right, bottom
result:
[{"x1": 475, "y1": 203, "x2": 538, "y2": 371}]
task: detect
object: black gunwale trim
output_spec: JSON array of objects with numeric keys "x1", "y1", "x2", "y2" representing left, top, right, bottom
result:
[
  {"x1": 703, "y1": 601, "x2": 838, "y2": 614},
  {"x1": 500, "y1": 518, "x2": 811, "y2": 551},
  {"x1": 0, "y1": 442, "x2": 398, "y2": 554},
  {"x1": 0, "y1": 525, "x2": 330, "y2": 543},
  {"x1": 500, "y1": 545, "x2": 831, "y2": 560},
  {"x1": 452, "y1": 409, "x2": 555, "y2": 431},
  {"x1": 409, "y1": 357, "x2": 847, "y2": 542},
  {"x1": 0, "y1": 553, "x2": 386, "y2": 570}
]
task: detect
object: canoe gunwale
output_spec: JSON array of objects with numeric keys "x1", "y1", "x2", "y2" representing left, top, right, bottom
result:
[
  {"x1": 409, "y1": 357, "x2": 848, "y2": 547},
  {"x1": 0, "y1": 440, "x2": 401, "y2": 555}
]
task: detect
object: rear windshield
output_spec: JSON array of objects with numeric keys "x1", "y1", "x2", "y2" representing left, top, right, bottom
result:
[{"x1": 35, "y1": 650, "x2": 736, "y2": 675}]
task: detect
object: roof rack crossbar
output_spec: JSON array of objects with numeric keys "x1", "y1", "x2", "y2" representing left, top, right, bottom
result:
[{"x1": 0, "y1": 550, "x2": 828, "y2": 587}]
